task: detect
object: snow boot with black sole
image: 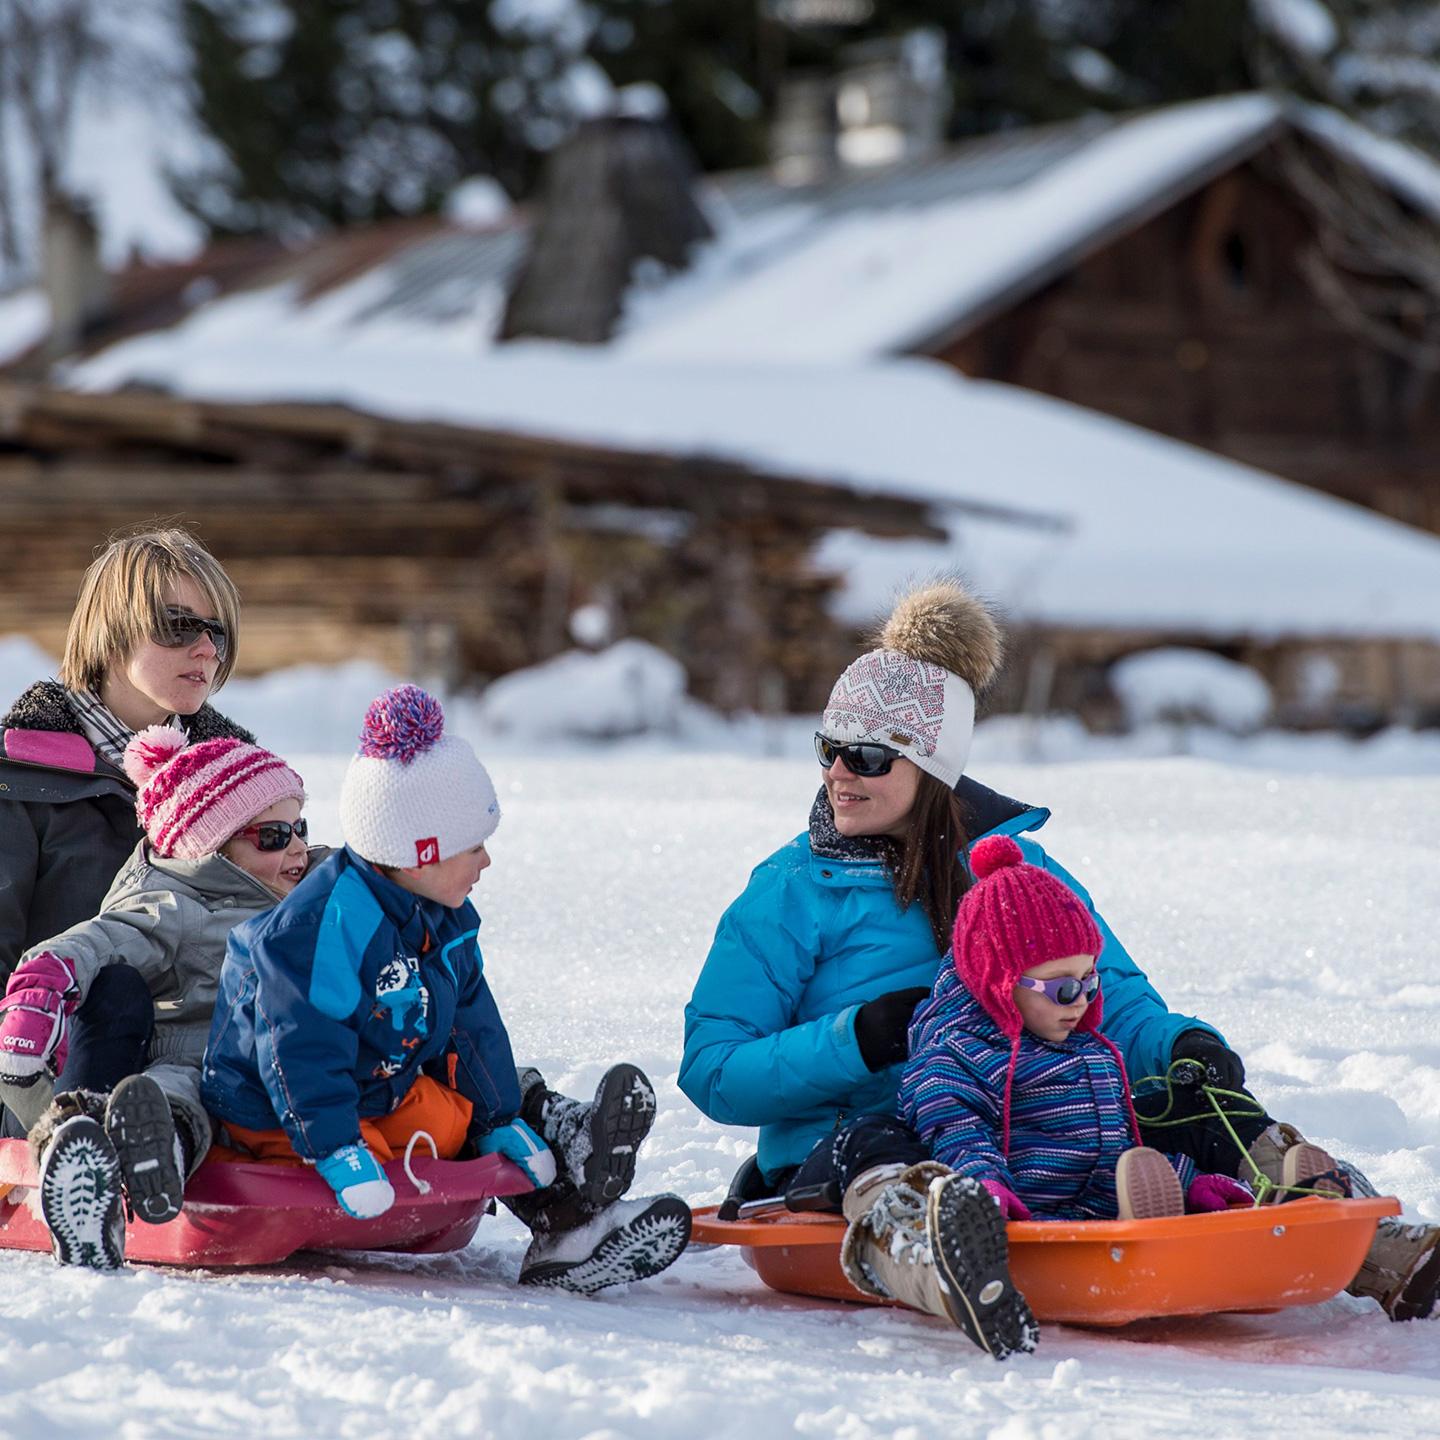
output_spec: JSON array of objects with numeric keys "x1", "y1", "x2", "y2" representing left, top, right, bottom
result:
[
  {"x1": 521, "y1": 1062, "x2": 657, "y2": 1209},
  {"x1": 518, "y1": 1193, "x2": 692, "y2": 1295},
  {"x1": 929, "y1": 1175, "x2": 1039, "y2": 1360},
  {"x1": 105, "y1": 1074, "x2": 186, "y2": 1225},
  {"x1": 39, "y1": 1115, "x2": 126, "y2": 1270}
]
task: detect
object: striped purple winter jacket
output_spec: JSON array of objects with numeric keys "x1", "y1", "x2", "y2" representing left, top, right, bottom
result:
[{"x1": 898, "y1": 967, "x2": 1195, "y2": 1220}]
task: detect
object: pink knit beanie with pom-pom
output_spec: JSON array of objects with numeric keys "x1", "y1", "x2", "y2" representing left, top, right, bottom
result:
[
  {"x1": 954, "y1": 835, "x2": 1138, "y2": 1156},
  {"x1": 124, "y1": 727, "x2": 306, "y2": 860},
  {"x1": 953, "y1": 835, "x2": 1105, "y2": 1039},
  {"x1": 339, "y1": 684, "x2": 500, "y2": 868}
]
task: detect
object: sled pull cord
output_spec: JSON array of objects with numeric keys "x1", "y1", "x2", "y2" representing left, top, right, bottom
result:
[
  {"x1": 403, "y1": 1130, "x2": 439, "y2": 1195},
  {"x1": 1135, "y1": 1061, "x2": 1343, "y2": 1206}
]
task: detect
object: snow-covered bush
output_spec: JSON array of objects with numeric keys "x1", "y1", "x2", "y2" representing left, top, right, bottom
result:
[
  {"x1": 0, "y1": 634, "x2": 58, "y2": 708},
  {"x1": 478, "y1": 638, "x2": 687, "y2": 740},
  {"x1": 1110, "y1": 647, "x2": 1272, "y2": 734}
]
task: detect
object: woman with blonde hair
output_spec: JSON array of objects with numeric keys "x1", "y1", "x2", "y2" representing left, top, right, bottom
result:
[{"x1": 0, "y1": 528, "x2": 253, "y2": 1132}]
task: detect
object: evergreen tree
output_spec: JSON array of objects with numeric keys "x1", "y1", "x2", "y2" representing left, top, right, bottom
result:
[
  {"x1": 174, "y1": 0, "x2": 1440, "y2": 240},
  {"x1": 177, "y1": 0, "x2": 595, "y2": 234}
]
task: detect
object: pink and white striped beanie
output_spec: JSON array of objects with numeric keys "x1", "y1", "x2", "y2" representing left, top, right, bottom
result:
[{"x1": 124, "y1": 727, "x2": 306, "y2": 860}]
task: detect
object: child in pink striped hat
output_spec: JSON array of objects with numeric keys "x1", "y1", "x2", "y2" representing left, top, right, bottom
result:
[{"x1": 0, "y1": 727, "x2": 311, "y2": 1270}]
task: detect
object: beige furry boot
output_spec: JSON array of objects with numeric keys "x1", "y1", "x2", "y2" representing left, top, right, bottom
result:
[{"x1": 838, "y1": 1162, "x2": 1037, "y2": 1359}]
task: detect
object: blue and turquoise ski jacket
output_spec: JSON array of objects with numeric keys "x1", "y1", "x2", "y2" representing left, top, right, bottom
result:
[
  {"x1": 680, "y1": 780, "x2": 1223, "y2": 1180},
  {"x1": 202, "y1": 846, "x2": 520, "y2": 1161}
]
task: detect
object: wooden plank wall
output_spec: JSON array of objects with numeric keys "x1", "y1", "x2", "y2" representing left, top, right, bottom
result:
[{"x1": 0, "y1": 389, "x2": 942, "y2": 712}]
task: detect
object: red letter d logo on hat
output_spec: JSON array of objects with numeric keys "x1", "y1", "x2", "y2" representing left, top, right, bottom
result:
[{"x1": 415, "y1": 836, "x2": 439, "y2": 867}]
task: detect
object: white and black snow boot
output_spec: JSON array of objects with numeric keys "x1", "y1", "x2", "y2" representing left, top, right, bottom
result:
[
  {"x1": 929, "y1": 1175, "x2": 1039, "y2": 1359},
  {"x1": 839, "y1": 1163, "x2": 1037, "y2": 1360},
  {"x1": 519, "y1": 1063, "x2": 657, "y2": 1209},
  {"x1": 38, "y1": 1114, "x2": 126, "y2": 1270},
  {"x1": 517, "y1": 1193, "x2": 691, "y2": 1295},
  {"x1": 105, "y1": 1074, "x2": 186, "y2": 1225}
]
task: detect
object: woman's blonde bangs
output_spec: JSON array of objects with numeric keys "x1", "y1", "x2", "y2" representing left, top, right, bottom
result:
[{"x1": 58, "y1": 530, "x2": 241, "y2": 694}]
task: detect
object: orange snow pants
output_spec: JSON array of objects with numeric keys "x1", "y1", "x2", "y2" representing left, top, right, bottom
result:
[{"x1": 216, "y1": 1074, "x2": 474, "y2": 1164}]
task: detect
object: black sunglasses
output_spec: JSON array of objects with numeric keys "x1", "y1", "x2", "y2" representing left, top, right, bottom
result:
[
  {"x1": 155, "y1": 607, "x2": 230, "y2": 662},
  {"x1": 234, "y1": 818, "x2": 308, "y2": 852},
  {"x1": 814, "y1": 732, "x2": 903, "y2": 778}
]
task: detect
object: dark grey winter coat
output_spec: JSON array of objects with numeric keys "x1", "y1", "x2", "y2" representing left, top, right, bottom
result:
[{"x1": 0, "y1": 680, "x2": 254, "y2": 982}]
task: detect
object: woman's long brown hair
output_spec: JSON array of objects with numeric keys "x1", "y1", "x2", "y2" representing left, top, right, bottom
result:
[{"x1": 876, "y1": 770, "x2": 972, "y2": 951}]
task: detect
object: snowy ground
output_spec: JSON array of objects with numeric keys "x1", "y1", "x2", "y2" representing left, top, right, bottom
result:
[{"x1": 3, "y1": 750, "x2": 1439, "y2": 1439}]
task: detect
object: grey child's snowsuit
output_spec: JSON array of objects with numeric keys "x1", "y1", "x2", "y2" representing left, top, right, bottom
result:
[{"x1": 3, "y1": 840, "x2": 291, "y2": 1169}]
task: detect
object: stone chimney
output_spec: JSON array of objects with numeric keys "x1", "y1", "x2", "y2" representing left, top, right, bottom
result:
[
  {"x1": 41, "y1": 194, "x2": 110, "y2": 360},
  {"x1": 770, "y1": 74, "x2": 839, "y2": 185},
  {"x1": 500, "y1": 116, "x2": 712, "y2": 345},
  {"x1": 835, "y1": 33, "x2": 950, "y2": 169}
]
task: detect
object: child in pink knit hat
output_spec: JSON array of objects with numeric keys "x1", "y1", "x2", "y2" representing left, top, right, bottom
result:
[
  {"x1": 0, "y1": 726, "x2": 311, "y2": 1270},
  {"x1": 899, "y1": 834, "x2": 1256, "y2": 1225}
]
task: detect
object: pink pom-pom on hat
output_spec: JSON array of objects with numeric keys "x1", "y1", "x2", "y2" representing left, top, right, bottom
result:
[
  {"x1": 967, "y1": 834, "x2": 1024, "y2": 882},
  {"x1": 123, "y1": 724, "x2": 189, "y2": 789},
  {"x1": 124, "y1": 729, "x2": 306, "y2": 861}
]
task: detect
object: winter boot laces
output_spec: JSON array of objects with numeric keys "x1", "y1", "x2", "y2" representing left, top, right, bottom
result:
[
  {"x1": 517, "y1": 1193, "x2": 692, "y2": 1294},
  {"x1": 38, "y1": 1114, "x2": 125, "y2": 1270},
  {"x1": 839, "y1": 1163, "x2": 1037, "y2": 1359},
  {"x1": 105, "y1": 1074, "x2": 186, "y2": 1225},
  {"x1": 528, "y1": 1064, "x2": 657, "y2": 1211},
  {"x1": 1247, "y1": 1124, "x2": 1346, "y2": 1203}
]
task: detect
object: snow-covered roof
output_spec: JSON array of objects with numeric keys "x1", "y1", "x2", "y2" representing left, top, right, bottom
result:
[
  {"x1": 25, "y1": 91, "x2": 1440, "y2": 381},
  {"x1": 67, "y1": 332, "x2": 1440, "y2": 643},
  {"x1": 619, "y1": 94, "x2": 1288, "y2": 363}
]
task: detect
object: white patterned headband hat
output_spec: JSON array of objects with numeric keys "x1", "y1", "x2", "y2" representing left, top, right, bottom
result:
[
  {"x1": 340, "y1": 685, "x2": 500, "y2": 869},
  {"x1": 821, "y1": 580, "x2": 1002, "y2": 790}
]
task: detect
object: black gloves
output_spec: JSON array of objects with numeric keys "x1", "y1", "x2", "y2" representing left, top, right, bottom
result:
[
  {"x1": 1170, "y1": 1029, "x2": 1246, "y2": 1091},
  {"x1": 854, "y1": 987, "x2": 930, "y2": 1072}
]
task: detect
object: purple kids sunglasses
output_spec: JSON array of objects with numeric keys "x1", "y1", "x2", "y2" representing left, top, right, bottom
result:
[{"x1": 1015, "y1": 970, "x2": 1100, "y2": 1007}]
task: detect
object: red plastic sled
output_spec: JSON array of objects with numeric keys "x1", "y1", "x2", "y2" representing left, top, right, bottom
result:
[
  {"x1": 691, "y1": 1195, "x2": 1401, "y2": 1327},
  {"x1": 0, "y1": 1136, "x2": 532, "y2": 1268}
]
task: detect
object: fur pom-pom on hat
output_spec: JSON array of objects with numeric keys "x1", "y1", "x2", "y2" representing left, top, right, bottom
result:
[
  {"x1": 821, "y1": 577, "x2": 1002, "y2": 789},
  {"x1": 340, "y1": 684, "x2": 500, "y2": 871},
  {"x1": 125, "y1": 729, "x2": 306, "y2": 861},
  {"x1": 877, "y1": 579, "x2": 1003, "y2": 693}
]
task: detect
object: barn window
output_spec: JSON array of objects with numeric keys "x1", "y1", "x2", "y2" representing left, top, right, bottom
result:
[{"x1": 1222, "y1": 232, "x2": 1249, "y2": 291}]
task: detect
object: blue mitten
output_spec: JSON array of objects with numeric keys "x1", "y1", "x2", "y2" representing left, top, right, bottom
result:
[
  {"x1": 316, "y1": 1143, "x2": 395, "y2": 1219},
  {"x1": 476, "y1": 1119, "x2": 557, "y2": 1188}
]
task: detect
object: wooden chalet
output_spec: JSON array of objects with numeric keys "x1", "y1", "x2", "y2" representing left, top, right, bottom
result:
[
  {"x1": 918, "y1": 129, "x2": 1440, "y2": 540},
  {"x1": 8, "y1": 97, "x2": 1440, "y2": 728}
]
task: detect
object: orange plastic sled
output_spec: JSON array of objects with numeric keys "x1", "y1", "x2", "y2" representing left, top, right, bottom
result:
[{"x1": 690, "y1": 1195, "x2": 1401, "y2": 1327}]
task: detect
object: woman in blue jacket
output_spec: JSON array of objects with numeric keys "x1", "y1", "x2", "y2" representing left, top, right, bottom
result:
[{"x1": 682, "y1": 581, "x2": 1438, "y2": 1349}]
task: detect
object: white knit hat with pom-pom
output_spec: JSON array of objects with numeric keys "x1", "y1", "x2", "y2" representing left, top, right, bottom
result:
[
  {"x1": 339, "y1": 685, "x2": 500, "y2": 868},
  {"x1": 124, "y1": 726, "x2": 306, "y2": 860}
]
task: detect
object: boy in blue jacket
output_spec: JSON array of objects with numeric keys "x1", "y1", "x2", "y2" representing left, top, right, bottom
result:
[{"x1": 203, "y1": 685, "x2": 689, "y2": 1292}]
